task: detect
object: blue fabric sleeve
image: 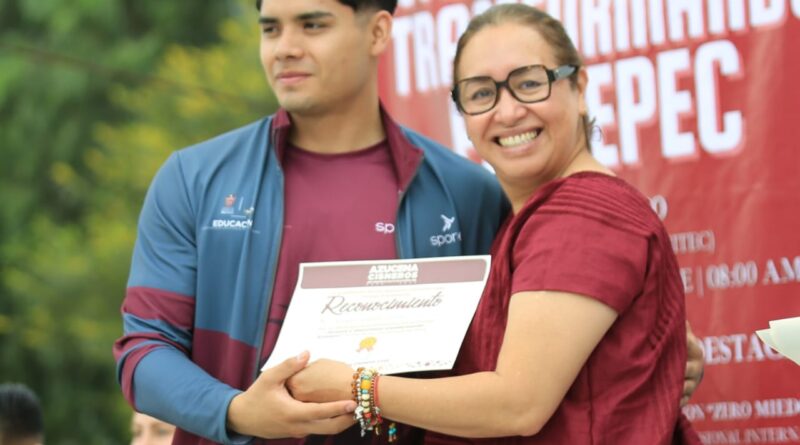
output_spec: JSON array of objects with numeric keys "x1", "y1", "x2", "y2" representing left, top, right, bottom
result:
[
  {"x1": 135, "y1": 349, "x2": 252, "y2": 444},
  {"x1": 123, "y1": 153, "x2": 253, "y2": 444}
]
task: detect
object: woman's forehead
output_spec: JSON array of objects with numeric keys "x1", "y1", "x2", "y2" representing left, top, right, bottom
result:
[{"x1": 459, "y1": 23, "x2": 555, "y2": 78}]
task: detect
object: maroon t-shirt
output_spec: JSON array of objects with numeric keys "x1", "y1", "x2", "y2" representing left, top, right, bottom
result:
[
  {"x1": 426, "y1": 172, "x2": 699, "y2": 445},
  {"x1": 260, "y1": 141, "x2": 419, "y2": 445},
  {"x1": 261, "y1": 141, "x2": 399, "y2": 360}
]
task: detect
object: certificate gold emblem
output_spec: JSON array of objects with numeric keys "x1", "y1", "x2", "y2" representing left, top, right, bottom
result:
[{"x1": 357, "y1": 336, "x2": 377, "y2": 352}]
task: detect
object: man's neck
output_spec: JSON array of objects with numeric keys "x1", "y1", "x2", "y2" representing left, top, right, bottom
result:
[{"x1": 288, "y1": 96, "x2": 386, "y2": 154}]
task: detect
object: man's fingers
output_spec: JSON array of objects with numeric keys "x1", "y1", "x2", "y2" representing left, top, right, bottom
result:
[
  {"x1": 681, "y1": 382, "x2": 694, "y2": 407},
  {"x1": 686, "y1": 322, "x2": 704, "y2": 361},
  {"x1": 261, "y1": 351, "x2": 311, "y2": 385},
  {"x1": 685, "y1": 360, "x2": 702, "y2": 378},
  {"x1": 683, "y1": 377, "x2": 697, "y2": 395},
  {"x1": 687, "y1": 335, "x2": 703, "y2": 357},
  {"x1": 682, "y1": 373, "x2": 700, "y2": 407},
  {"x1": 306, "y1": 413, "x2": 358, "y2": 436},
  {"x1": 279, "y1": 400, "x2": 357, "y2": 437},
  {"x1": 683, "y1": 322, "x2": 705, "y2": 403},
  {"x1": 290, "y1": 399, "x2": 357, "y2": 423}
]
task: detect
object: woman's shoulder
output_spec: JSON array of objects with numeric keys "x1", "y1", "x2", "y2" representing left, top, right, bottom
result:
[{"x1": 522, "y1": 172, "x2": 662, "y2": 236}]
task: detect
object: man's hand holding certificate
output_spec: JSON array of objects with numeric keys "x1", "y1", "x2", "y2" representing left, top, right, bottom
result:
[{"x1": 263, "y1": 256, "x2": 490, "y2": 374}]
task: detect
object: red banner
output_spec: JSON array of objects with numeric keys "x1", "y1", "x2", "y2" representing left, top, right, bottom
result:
[{"x1": 379, "y1": 1, "x2": 800, "y2": 443}]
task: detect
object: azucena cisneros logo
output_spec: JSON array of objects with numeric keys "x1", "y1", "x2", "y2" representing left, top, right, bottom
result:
[{"x1": 367, "y1": 263, "x2": 419, "y2": 285}]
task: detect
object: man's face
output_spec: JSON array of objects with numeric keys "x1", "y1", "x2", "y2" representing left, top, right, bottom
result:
[{"x1": 259, "y1": 0, "x2": 377, "y2": 116}]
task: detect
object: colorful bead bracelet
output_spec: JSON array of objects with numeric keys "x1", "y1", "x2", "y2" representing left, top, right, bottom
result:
[{"x1": 352, "y1": 367, "x2": 397, "y2": 442}]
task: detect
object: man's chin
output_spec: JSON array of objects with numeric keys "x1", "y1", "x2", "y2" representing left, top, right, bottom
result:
[{"x1": 280, "y1": 98, "x2": 323, "y2": 116}]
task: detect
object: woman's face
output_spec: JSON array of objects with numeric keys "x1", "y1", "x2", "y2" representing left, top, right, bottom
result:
[
  {"x1": 131, "y1": 413, "x2": 176, "y2": 445},
  {"x1": 457, "y1": 22, "x2": 588, "y2": 192}
]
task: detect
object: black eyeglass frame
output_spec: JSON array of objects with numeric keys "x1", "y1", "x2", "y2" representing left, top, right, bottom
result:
[{"x1": 451, "y1": 64, "x2": 578, "y2": 115}]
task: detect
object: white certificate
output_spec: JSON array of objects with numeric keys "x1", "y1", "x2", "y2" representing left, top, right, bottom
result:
[
  {"x1": 756, "y1": 316, "x2": 800, "y2": 366},
  {"x1": 262, "y1": 255, "x2": 490, "y2": 374}
]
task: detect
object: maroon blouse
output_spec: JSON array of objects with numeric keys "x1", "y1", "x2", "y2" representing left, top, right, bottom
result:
[{"x1": 425, "y1": 172, "x2": 700, "y2": 445}]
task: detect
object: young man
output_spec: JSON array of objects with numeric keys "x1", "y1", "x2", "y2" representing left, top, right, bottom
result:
[
  {"x1": 114, "y1": 1, "x2": 703, "y2": 444},
  {"x1": 113, "y1": 1, "x2": 506, "y2": 444},
  {"x1": 0, "y1": 383, "x2": 44, "y2": 445}
]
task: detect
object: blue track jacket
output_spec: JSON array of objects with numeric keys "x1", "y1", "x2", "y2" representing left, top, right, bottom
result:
[{"x1": 114, "y1": 108, "x2": 508, "y2": 444}]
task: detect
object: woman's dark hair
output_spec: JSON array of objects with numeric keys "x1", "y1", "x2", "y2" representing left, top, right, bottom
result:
[{"x1": 453, "y1": 4, "x2": 595, "y2": 150}]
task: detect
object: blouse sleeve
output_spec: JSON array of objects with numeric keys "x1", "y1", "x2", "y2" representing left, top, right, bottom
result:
[{"x1": 510, "y1": 207, "x2": 650, "y2": 314}]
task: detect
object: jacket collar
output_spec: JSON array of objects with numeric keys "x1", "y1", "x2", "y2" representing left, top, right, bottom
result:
[
  {"x1": 270, "y1": 107, "x2": 292, "y2": 164},
  {"x1": 270, "y1": 103, "x2": 423, "y2": 192}
]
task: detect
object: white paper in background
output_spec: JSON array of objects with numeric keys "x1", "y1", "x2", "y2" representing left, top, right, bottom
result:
[{"x1": 756, "y1": 316, "x2": 800, "y2": 366}]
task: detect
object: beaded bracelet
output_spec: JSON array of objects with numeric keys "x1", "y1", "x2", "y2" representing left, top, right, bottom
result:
[
  {"x1": 375, "y1": 374, "x2": 397, "y2": 443},
  {"x1": 352, "y1": 367, "x2": 397, "y2": 442}
]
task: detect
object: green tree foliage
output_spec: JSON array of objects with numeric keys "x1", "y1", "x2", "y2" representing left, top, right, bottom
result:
[{"x1": 0, "y1": 0, "x2": 275, "y2": 443}]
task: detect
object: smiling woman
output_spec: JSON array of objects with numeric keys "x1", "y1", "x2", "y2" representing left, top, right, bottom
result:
[{"x1": 453, "y1": 20, "x2": 591, "y2": 209}]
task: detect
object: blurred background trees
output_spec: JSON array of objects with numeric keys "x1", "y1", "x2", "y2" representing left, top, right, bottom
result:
[{"x1": 0, "y1": 1, "x2": 276, "y2": 443}]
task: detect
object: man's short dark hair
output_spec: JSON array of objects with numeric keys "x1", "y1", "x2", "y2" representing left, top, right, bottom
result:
[
  {"x1": 0, "y1": 383, "x2": 44, "y2": 441},
  {"x1": 255, "y1": 0, "x2": 397, "y2": 14}
]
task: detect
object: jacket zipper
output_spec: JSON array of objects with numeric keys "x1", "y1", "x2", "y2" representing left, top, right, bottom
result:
[
  {"x1": 252, "y1": 126, "x2": 285, "y2": 381},
  {"x1": 395, "y1": 156, "x2": 424, "y2": 260}
]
